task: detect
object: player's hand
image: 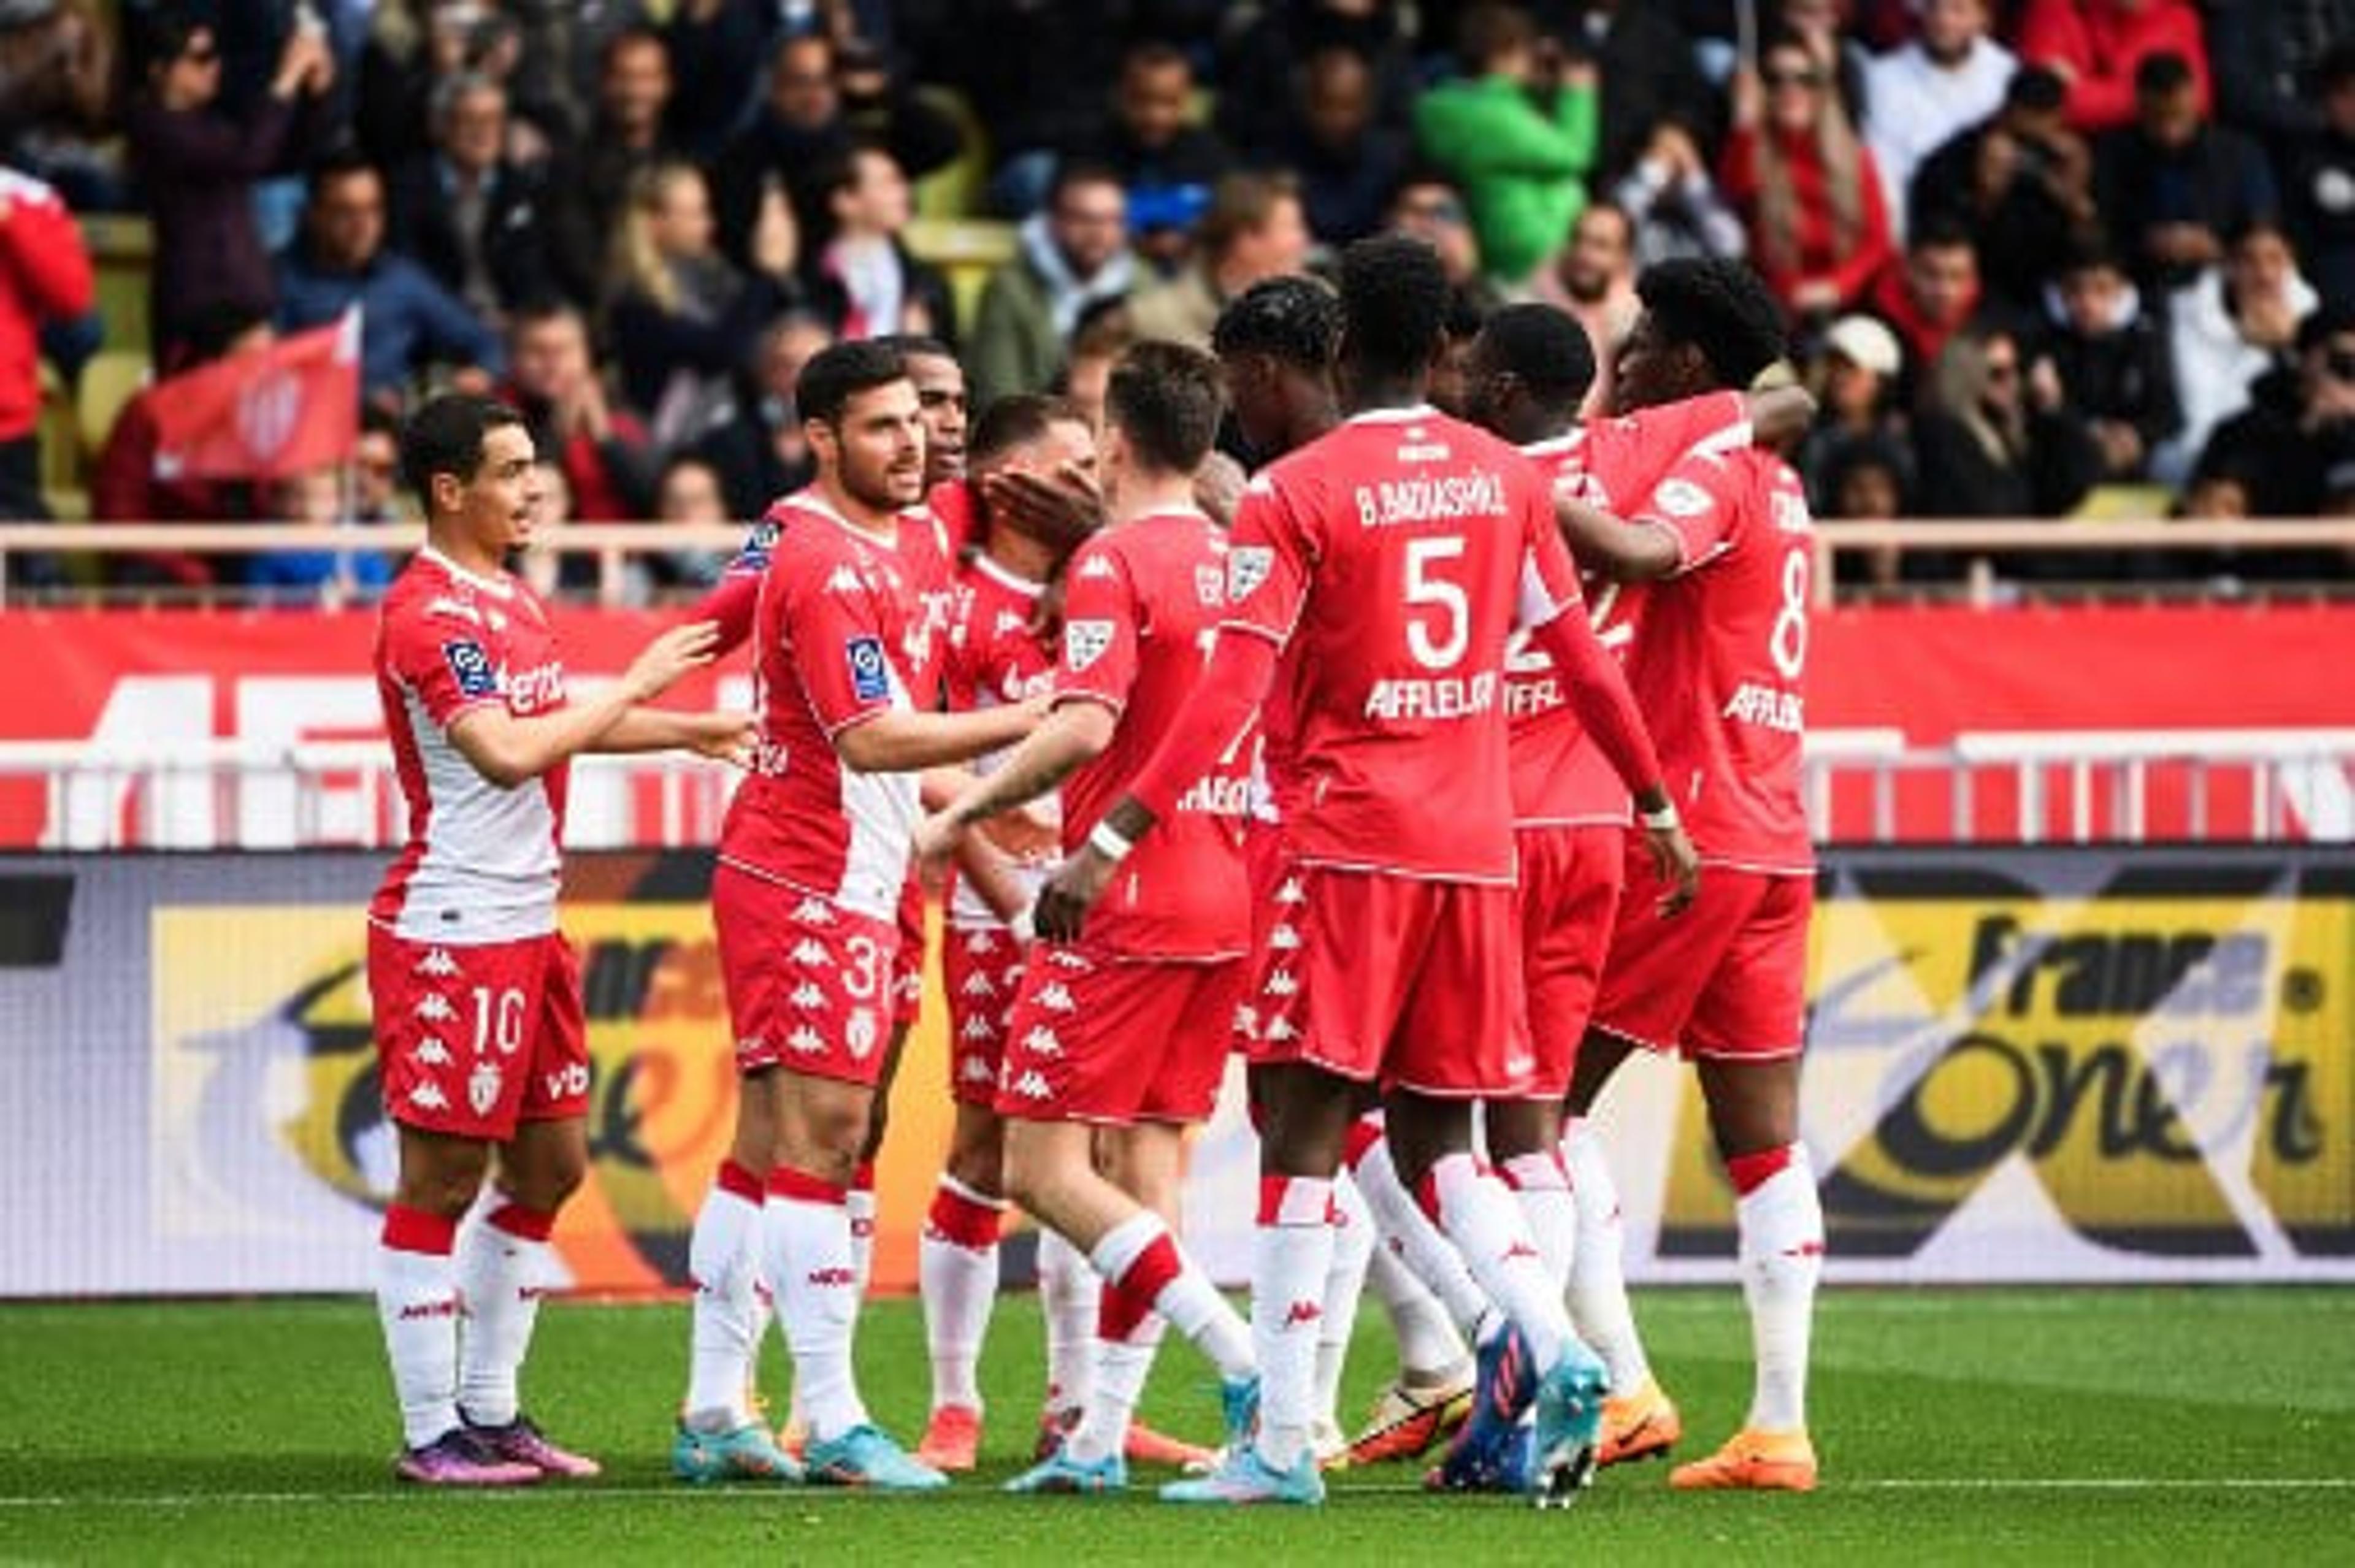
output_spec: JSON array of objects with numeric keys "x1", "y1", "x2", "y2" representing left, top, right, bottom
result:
[
  {"x1": 912, "y1": 809, "x2": 967, "y2": 867},
  {"x1": 984, "y1": 464, "x2": 1104, "y2": 551},
  {"x1": 978, "y1": 800, "x2": 1060, "y2": 865},
  {"x1": 624, "y1": 621, "x2": 720, "y2": 702},
  {"x1": 1645, "y1": 822, "x2": 1701, "y2": 917},
  {"x1": 680, "y1": 710, "x2": 757, "y2": 767},
  {"x1": 1035, "y1": 844, "x2": 1115, "y2": 943}
]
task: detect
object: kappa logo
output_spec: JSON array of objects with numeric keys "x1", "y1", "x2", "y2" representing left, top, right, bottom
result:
[
  {"x1": 542, "y1": 1061, "x2": 591, "y2": 1101},
  {"x1": 408, "y1": 1081, "x2": 451, "y2": 1112},
  {"x1": 1063, "y1": 619, "x2": 1114, "y2": 673},
  {"x1": 1010, "y1": 1069, "x2": 1054, "y2": 1102},
  {"x1": 786, "y1": 1025, "x2": 827, "y2": 1056},
  {"x1": 825, "y1": 563, "x2": 866, "y2": 595},
  {"x1": 1049, "y1": 949, "x2": 1091, "y2": 971},
  {"x1": 1227, "y1": 545, "x2": 1274, "y2": 602},
  {"x1": 1076, "y1": 554, "x2": 1118, "y2": 581},
  {"x1": 412, "y1": 1037, "x2": 454, "y2": 1068},
  {"x1": 965, "y1": 930, "x2": 996, "y2": 956},
  {"x1": 846, "y1": 1008, "x2": 878, "y2": 1059},
  {"x1": 1266, "y1": 1017, "x2": 1298, "y2": 1043},
  {"x1": 960, "y1": 1015, "x2": 995, "y2": 1042},
  {"x1": 424, "y1": 595, "x2": 483, "y2": 627},
  {"x1": 1195, "y1": 564, "x2": 1225, "y2": 606},
  {"x1": 959, "y1": 1054, "x2": 995, "y2": 1084},
  {"x1": 1274, "y1": 878, "x2": 1306, "y2": 904},
  {"x1": 1035, "y1": 982, "x2": 1076, "y2": 1013},
  {"x1": 1233, "y1": 1004, "x2": 1260, "y2": 1040},
  {"x1": 791, "y1": 939, "x2": 829, "y2": 966},
  {"x1": 790, "y1": 982, "x2": 827, "y2": 1010},
  {"x1": 962, "y1": 970, "x2": 998, "y2": 998},
  {"x1": 1265, "y1": 971, "x2": 1300, "y2": 998},
  {"x1": 469, "y1": 1060, "x2": 502, "y2": 1116},
  {"x1": 413, "y1": 993, "x2": 456, "y2": 1024},
  {"x1": 994, "y1": 609, "x2": 1029, "y2": 638},
  {"x1": 792, "y1": 898, "x2": 837, "y2": 925},
  {"x1": 1282, "y1": 1298, "x2": 1322, "y2": 1330},
  {"x1": 415, "y1": 947, "x2": 461, "y2": 979},
  {"x1": 1022, "y1": 1026, "x2": 1063, "y2": 1057},
  {"x1": 1269, "y1": 924, "x2": 1303, "y2": 951},
  {"x1": 897, "y1": 974, "x2": 924, "y2": 1003}
]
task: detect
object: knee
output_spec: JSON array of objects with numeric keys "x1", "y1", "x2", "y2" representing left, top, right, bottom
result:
[
  {"x1": 1000, "y1": 1130, "x2": 1057, "y2": 1217},
  {"x1": 944, "y1": 1132, "x2": 1005, "y2": 1198},
  {"x1": 396, "y1": 1144, "x2": 490, "y2": 1220},
  {"x1": 505, "y1": 1145, "x2": 588, "y2": 1214}
]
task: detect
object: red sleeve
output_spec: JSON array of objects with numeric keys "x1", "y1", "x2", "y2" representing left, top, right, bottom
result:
[
  {"x1": 1219, "y1": 472, "x2": 1313, "y2": 645},
  {"x1": 1631, "y1": 451, "x2": 1745, "y2": 572},
  {"x1": 1515, "y1": 489, "x2": 1661, "y2": 792},
  {"x1": 384, "y1": 597, "x2": 505, "y2": 731},
  {"x1": 1581, "y1": 392, "x2": 1751, "y2": 506},
  {"x1": 689, "y1": 518, "x2": 779, "y2": 656},
  {"x1": 1127, "y1": 625, "x2": 1280, "y2": 825},
  {"x1": 0, "y1": 179, "x2": 93, "y2": 319},
  {"x1": 1052, "y1": 539, "x2": 1142, "y2": 713},
  {"x1": 784, "y1": 549, "x2": 901, "y2": 738}
]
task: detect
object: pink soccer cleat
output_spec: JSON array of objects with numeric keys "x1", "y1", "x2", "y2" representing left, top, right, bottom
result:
[
  {"x1": 463, "y1": 1414, "x2": 603, "y2": 1478},
  {"x1": 393, "y1": 1428, "x2": 542, "y2": 1487}
]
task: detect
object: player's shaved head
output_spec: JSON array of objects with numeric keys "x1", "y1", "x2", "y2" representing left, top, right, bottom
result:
[
  {"x1": 1106, "y1": 340, "x2": 1227, "y2": 476},
  {"x1": 1212, "y1": 275, "x2": 1341, "y2": 375},
  {"x1": 1338, "y1": 234, "x2": 1451, "y2": 388}
]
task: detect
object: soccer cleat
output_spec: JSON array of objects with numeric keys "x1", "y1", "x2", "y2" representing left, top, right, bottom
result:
[
  {"x1": 393, "y1": 1427, "x2": 542, "y2": 1487},
  {"x1": 1003, "y1": 1447, "x2": 1128, "y2": 1494},
  {"x1": 1346, "y1": 1372, "x2": 1474, "y2": 1466},
  {"x1": 1598, "y1": 1379, "x2": 1683, "y2": 1468},
  {"x1": 776, "y1": 1415, "x2": 808, "y2": 1461},
  {"x1": 1125, "y1": 1418, "x2": 1217, "y2": 1469},
  {"x1": 1424, "y1": 1418, "x2": 1533, "y2": 1494},
  {"x1": 915, "y1": 1404, "x2": 982, "y2": 1472},
  {"x1": 1668, "y1": 1427, "x2": 1819, "y2": 1493},
  {"x1": 1033, "y1": 1405, "x2": 1082, "y2": 1462},
  {"x1": 1159, "y1": 1442, "x2": 1325, "y2": 1506},
  {"x1": 803, "y1": 1424, "x2": 951, "y2": 1491},
  {"x1": 1310, "y1": 1416, "x2": 1350, "y2": 1472},
  {"x1": 672, "y1": 1419, "x2": 805, "y2": 1484},
  {"x1": 1530, "y1": 1345, "x2": 1609, "y2": 1510},
  {"x1": 463, "y1": 1413, "x2": 601, "y2": 1478}
]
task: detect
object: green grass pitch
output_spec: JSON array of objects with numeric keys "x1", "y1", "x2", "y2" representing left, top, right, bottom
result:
[{"x1": 4, "y1": 1288, "x2": 2352, "y2": 1563}]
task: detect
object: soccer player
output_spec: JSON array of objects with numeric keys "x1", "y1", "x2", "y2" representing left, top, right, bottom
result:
[
  {"x1": 1036, "y1": 237, "x2": 1698, "y2": 1507},
  {"x1": 916, "y1": 341, "x2": 1265, "y2": 1497},
  {"x1": 370, "y1": 392, "x2": 752, "y2": 1486},
  {"x1": 672, "y1": 342, "x2": 1041, "y2": 1490},
  {"x1": 1552, "y1": 258, "x2": 1825, "y2": 1493}
]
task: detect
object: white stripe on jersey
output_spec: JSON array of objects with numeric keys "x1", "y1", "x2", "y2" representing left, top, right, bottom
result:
[{"x1": 389, "y1": 683, "x2": 560, "y2": 942}]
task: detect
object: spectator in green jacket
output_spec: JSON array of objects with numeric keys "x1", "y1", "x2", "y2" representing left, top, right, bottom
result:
[
  {"x1": 968, "y1": 161, "x2": 1136, "y2": 405},
  {"x1": 1411, "y1": 3, "x2": 1598, "y2": 287}
]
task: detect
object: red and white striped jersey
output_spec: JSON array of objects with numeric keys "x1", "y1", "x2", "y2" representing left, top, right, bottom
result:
[{"x1": 369, "y1": 547, "x2": 569, "y2": 943}]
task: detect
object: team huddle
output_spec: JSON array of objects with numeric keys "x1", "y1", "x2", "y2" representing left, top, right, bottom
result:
[{"x1": 361, "y1": 234, "x2": 1825, "y2": 1508}]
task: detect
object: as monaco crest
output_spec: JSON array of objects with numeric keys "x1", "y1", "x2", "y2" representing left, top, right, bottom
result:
[
  {"x1": 468, "y1": 1060, "x2": 502, "y2": 1117},
  {"x1": 1064, "y1": 619, "x2": 1114, "y2": 673},
  {"x1": 1227, "y1": 546, "x2": 1274, "y2": 602},
  {"x1": 234, "y1": 369, "x2": 303, "y2": 464}
]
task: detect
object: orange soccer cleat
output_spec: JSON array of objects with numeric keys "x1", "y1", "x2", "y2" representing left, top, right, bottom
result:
[
  {"x1": 1344, "y1": 1372, "x2": 1474, "y2": 1466},
  {"x1": 1124, "y1": 1418, "x2": 1217, "y2": 1469},
  {"x1": 915, "y1": 1404, "x2": 982, "y2": 1472},
  {"x1": 1597, "y1": 1379, "x2": 1683, "y2": 1467},
  {"x1": 1668, "y1": 1427, "x2": 1818, "y2": 1492}
]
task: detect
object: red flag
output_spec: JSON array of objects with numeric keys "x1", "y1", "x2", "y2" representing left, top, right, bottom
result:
[{"x1": 150, "y1": 311, "x2": 362, "y2": 481}]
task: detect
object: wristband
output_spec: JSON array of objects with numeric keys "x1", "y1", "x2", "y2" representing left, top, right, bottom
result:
[
  {"x1": 1639, "y1": 800, "x2": 1680, "y2": 832},
  {"x1": 1087, "y1": 819, "x2": 1136, "y2": 862}
]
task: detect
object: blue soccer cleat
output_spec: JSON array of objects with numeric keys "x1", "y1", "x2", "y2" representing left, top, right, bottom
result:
[
  {"x1": 1455, "y1": 1320, "x2": 1541, "y2": 1464},
  {"x1": 1425, "y1": 1417, "x2": 1534, "y2": 1495},
  {"x1": 803, "y1": 1424, "x2": 951, "y2": 1491},
  {"x1": 1003, "y1": 1447, "x2": 1128, "y2": 1494},
  {"x1": 1219, "y1": 1374, "x2": 1262, "y2": 1450},
  {"x1": 672, "y1": 1419, "x2": 805, "y2": 1485},
  {"x1": 1530, "y1": 1342, "x2": 1609, "y2": 1509},
  {"x1": 1159, "y1": 1441, "x2": 1325, "y2": 1506}
]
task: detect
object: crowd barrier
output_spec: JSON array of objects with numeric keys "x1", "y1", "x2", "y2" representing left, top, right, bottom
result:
[{"x1": 1, "y1": 844, "x2": 2348, "y2": 1298}]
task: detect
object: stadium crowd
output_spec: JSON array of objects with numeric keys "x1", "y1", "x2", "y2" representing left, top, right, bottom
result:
[{"x1": 1, "y1": 0, "x2": 2351, "y2": 595}]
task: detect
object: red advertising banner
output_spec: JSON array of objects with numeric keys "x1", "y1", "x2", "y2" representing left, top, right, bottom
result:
[{"x1": 1, "y1": 603, "x2": 2349, "y2": 846}]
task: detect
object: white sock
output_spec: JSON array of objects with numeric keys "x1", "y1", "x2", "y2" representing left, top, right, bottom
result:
[
  {"x1": 1423, "y1": 1152, "x2": 1573, "y2": 1372},
  {"x1": 1036, "y1": 1227, "x2": 1098, "y2": 1417},
  {"x1": 1066, "y1": 1309, "x2": 1166, "y2": 1466},
  {"x1": 1562, "y1": 1119, "x2": 1650, "y2": 1394},
  {"x1": 920, "y1": 1175, "x2": 1006, "y2": 1413},
  {"x1": 1499, "y1": 1149, "x2": 1576, "y2": 1297},
  {"x1": 848, "y1": 1165, "x2": 878, "y2": 1294},
  {"x1": 764, "y1": 1169, "x2": 868, "y2": 1443},
  {"x1": 377, "y1": 1207, "x2": 460, "y2": 1450},
  {"x1": 1367, "y1": 1242, "x2": 1469, "y2": 1382},
  {"x1": 1314, "y1": 1174, "x2": 1376, "y2": 1432},
  {"x1": 1734, "y1": 1144, "x2": 1822, "y2": 1432},
  {"x1": 1090, "y1": 1210, "x2": 1254, "y2": 1380},
  {"x1": 454, "y1": 1199, "x2": 556, "y2": 1428},
  {"x1": 1252, "y1": 1175, "x2": 1335, "y2": 1470},
  {"x1": 1354, "y1": 1132, "x2": 1495, "y2": 1340},
  {"x1": 684, "y1": 1169, "x2": 764, "y2": 1429}
]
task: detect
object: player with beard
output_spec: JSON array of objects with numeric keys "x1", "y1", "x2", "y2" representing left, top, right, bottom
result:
[
  {"x1": 672, "y1": 342, "x2": 1041, "y2": 1490},
  {"x1": 371, "y1": 394, "x2": 751, "y2": 1485}
]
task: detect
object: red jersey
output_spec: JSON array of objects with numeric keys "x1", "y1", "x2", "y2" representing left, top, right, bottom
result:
[
  {"x1": 1624, "y1": 445, "x2": 1815, "y2": 873},
  {"x1": 1055, "y1": 508, "x2": 1250, "y2": 958},
  {"x1": 941, "y1": 553, "x2": 1058, "y2": 928},
  {"x1": 718, "y1": 491, "x2": 944, "y2": 920},
  {"x1": 1507, "y1": 392, "x2": 1752, "y2": 825},
  {"x1": 897, "y1": 503, "x2": 959, "y2": 708},
  {"x1": 1223, "y1": 407, "x2": 1587, "y2": 884},
  {"x1": 370, "y1": 548, "x2": 569, "y2": 943}
]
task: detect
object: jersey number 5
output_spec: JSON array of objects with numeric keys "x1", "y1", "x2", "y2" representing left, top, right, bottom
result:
[{"x1": 1404, "y1": 535, "x2": 1469, "y2": 671}]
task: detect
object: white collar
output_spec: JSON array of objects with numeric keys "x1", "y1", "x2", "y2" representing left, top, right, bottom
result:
[
  {"x1": 1344, "y1": 404, "x2": 1441, "y2": 426},
  {"x1": 420, "y1": 543, "x2": 515, "y2": 599}
]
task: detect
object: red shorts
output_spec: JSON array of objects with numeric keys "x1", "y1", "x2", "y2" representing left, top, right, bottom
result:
[
  {"x1": 1515, "y1": 823, "x2": 1626, "y2": 1100},
  {"x1": 1243, "y1": 819, "x2": 1287, "y2": 950},
  {"x1": 944, "y1": 924, "x2": 1028, "y2": 1107},
  {"x1": 893, "y1": 878, "x2": 927, "y2": 1028},
  {"x1": 994, "y1": 943, "x2": 1241, "y2": 1125},
  {"x1": 1238, "y1": 859, "x2": 1529, "y2": 1099},
  {"x1": 369, "y1": 925, "x2": 589, "y2": 1141},
  {"x1": 714, "y1": 862, "x2": 900, "y2": 1087},
  {"x1": 1590, "y1": 849, "x2": 1814, "y2": 1061}
]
